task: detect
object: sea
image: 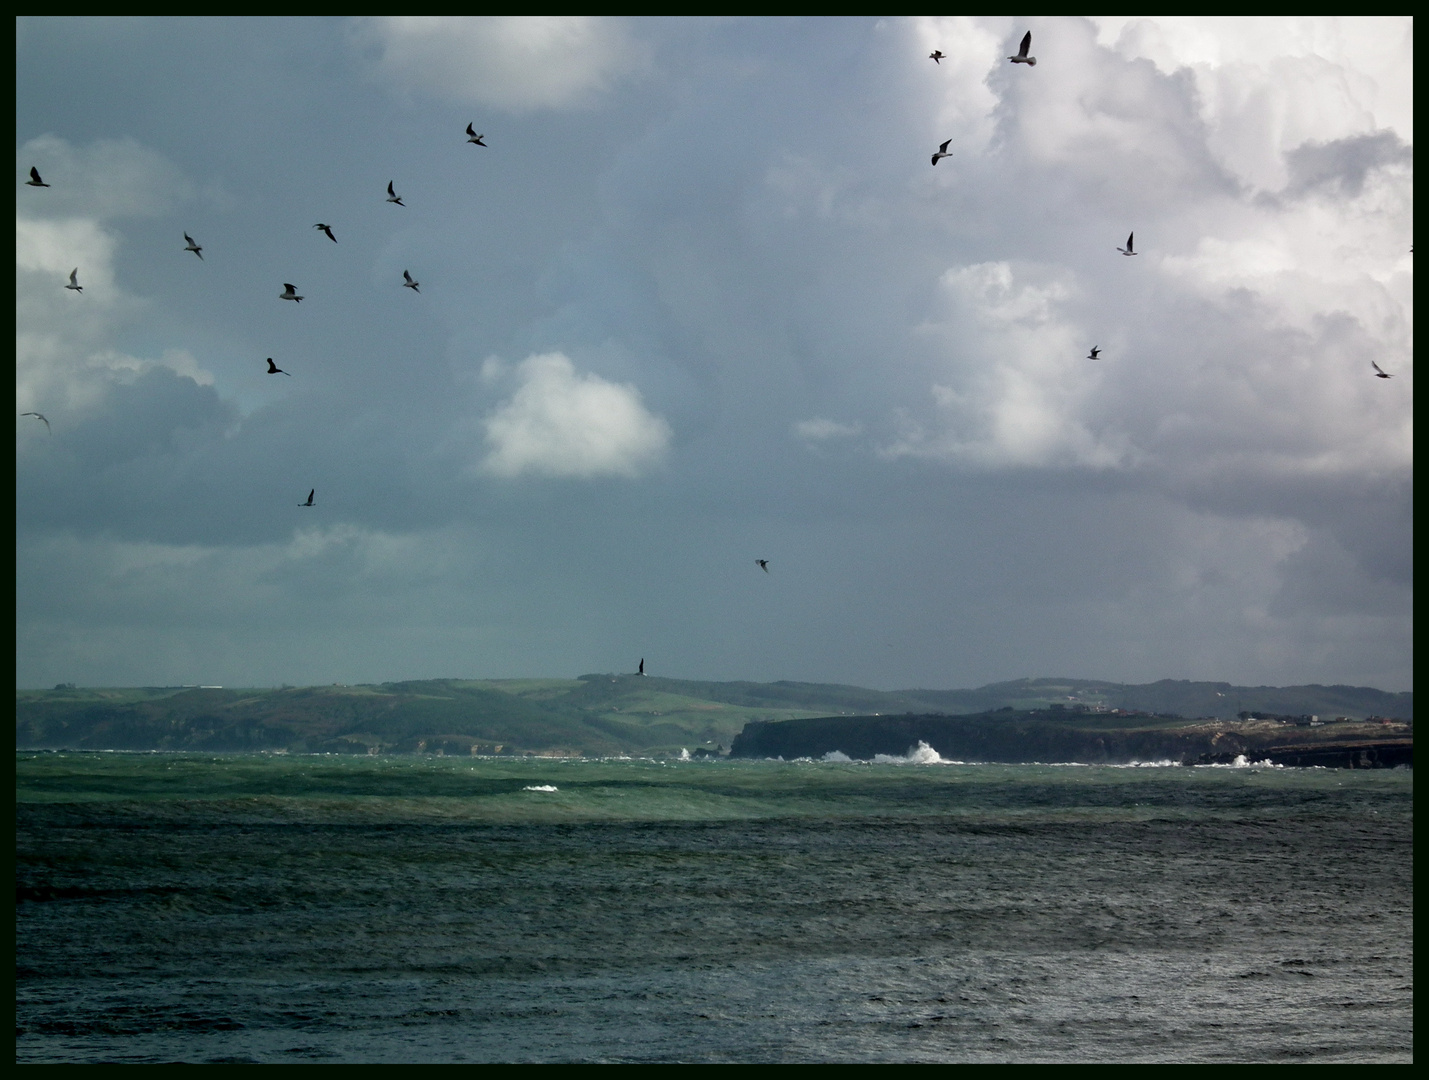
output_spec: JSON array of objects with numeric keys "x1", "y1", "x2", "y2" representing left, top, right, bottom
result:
[{"x1": 15, "y1": 749, "x2": 1413, "y2": 1063}]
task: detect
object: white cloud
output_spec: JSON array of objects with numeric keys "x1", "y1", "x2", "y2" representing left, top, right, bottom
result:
[
  {"x1": 885, "y1": 261, "x2": 1130, "y2": 470},
  {"x1": 16, "y1": 134, "x2": 194, "y2": 219},
  {"x1": 910, "y1": 17, "x2": 1002, "y2": 154},
  {"x1": 355, "y1": 17, "x2": 647, "y2": 110},
  {"x1": 15, "y1": 138, "x2": 211, "y2": 416},
  {"x1": 1090, "y1": 17, "x2": 1412, "y2": 193},
  {"x1": 480, "y1": 352, "x2": 671, "y2": 478}
]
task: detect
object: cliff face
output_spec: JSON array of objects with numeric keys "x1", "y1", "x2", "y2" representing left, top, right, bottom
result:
[{"x1": 729, "y1": 713, "x2": 1412, "y2": 768}]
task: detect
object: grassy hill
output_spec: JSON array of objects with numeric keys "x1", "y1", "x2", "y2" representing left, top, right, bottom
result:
[{"x1": 15, "y1": 675, "x2": 1412, "y2": 756}]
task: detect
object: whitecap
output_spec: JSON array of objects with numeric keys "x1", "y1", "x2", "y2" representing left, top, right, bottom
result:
[
  {"x1": 1194, "y1": 755, "x2": 1280, "y2": 769},
  {"x1": 522, "y1": 784, "x2": 558, "y2": 792},
  {"x1": 822, "y1": 750, "x2": 853, "y2": 763},
  {"x1": 872, "y1": 741, "x2": 962, "y2": 765}
]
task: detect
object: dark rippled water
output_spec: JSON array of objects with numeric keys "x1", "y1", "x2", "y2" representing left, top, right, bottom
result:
[{"x1": 15, "y1": 753, "x2": 1413, "y2": 1062}]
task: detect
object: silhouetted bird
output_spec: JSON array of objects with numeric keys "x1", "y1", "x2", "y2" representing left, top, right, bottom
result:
[
  {"x1": 1087, "y1": 346, "x2": 1101, "y2": 360},
  {"x1": 280, "y1": 283, "x2": 304, "y2": 302},
  {"x1": 299, "y1": 489, "x2": 315, "y2": 507},
  {"x1": 386, "y1": 181, "x2": 404, "y2": 206},
  {"x1": 26, "y1": 167, "x2": 49, "y2": 187},
  {"x1": 402, "y1": 270, "x2": 420, "y2": 293},
  {"x1": 1372, "y1": 361, "x2": 1393, "y2": 379},
  {"x1": 929, "y1": 50, "x2": 945, "y2": 64},
  {"x1": 1008, "y1": 31, "x2": 1035, "y2": 65},
  {"x1": 314, "y1": 223, "x2": 337, "y2": 242},
  {"x1": 756, "y1": 559, "x2": 770, "y2": 573},
  {"x1": 65, "y1": 268, "x2": 82, "y2": 292},
  {"x1": 931, "y1": 139, "x2": 953, "y2": 165},
  {"x1": 466, "y1": 123, "x2": 486, "y2": 146},
  {"x1": 266, "y1": 358, "x2": 291, "y2": 376},
  {"x1": 183, "y1": 232, "x2": 203, "y2": 260},
  {"x1": 21, "y1": 412, "x2": 50, "y2": 432},
  {"x1": 1117, "y1": 233, "x2": 1138, "y2": 256}
]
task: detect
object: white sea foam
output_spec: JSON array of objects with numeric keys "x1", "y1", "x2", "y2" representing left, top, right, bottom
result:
[
  {"x1": 1195, "y1": 755, "x2": 1280, "y2": 769},
  {"x1": 522, "y1": 784, "x2": 558, "y2": 792},
  {"x1": 822, "y1": 750, "x2": 853, "y2": 763},
  {"x1": 871, "y1": 741, "x2": 964, "y2": 766}
]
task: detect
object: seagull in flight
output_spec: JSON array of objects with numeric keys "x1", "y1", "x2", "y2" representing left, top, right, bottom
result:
[
  {"x1": 1117, "y1": 232, "x2": 1138, "y2": 256},
  {"x1": 266, "y1": 358, "x2": 291, "y2": 376},
  {"x1": 280, "y1": 283, "x2": 304, "y2": 302},
  {"x1": 402, "y1": 270, "x2": 420, "y2": 293},
  {"x1": 1086, "y1": 346, "x2": 1101, "y2": 360},
  {"x1": 931, "y1": 139, "x2": 953, "y2": 166},
  {"x1": 1008, "y1": 31, "x2": 1036, "y2": 66},
  {"x1": 26, "y1": 167, "x2": 49, "y2": 187},
  {"x1": 756, "y1": 559, "x2": 770, "y2": 573},
  {"x1": 1371, "y1": 361, "x2": 1393, "y2": 379},
  {"x1": 21, "y1": 412, "x2": 50, "y2": 433},
  {"x1": 65, "y1": 269, "x2": 82, "y2": 292},
  {"x1": 929, "y1": 50, "x2": 945, "y2": 64},
  {"x1": 299, "y1": 489, "x2": 315, "y2": 507},
  {"x1": 183, "y1": 232, "x2": 203, "y2": 260},
  {"x1": 313, "y1": 223, "x2": 337, "y2": 242},
  {"x1": 386, "y1": 181, "x2": 404, "y2": 206},
  {"x1": 466, "y1": 124, "x2": 486, "y2": 146},
  {"x1": 638, "y1": 658, "x2": 646, "y2": 676}
]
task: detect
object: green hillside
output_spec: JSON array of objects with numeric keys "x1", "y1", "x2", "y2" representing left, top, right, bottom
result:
[{"x1": 15, "y1": 675, "x2": 1411, "y2": 756}]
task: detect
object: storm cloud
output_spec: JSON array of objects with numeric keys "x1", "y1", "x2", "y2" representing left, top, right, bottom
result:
[{"x1": 16, "y1": 17, "x2": 1411, "y2": 691}]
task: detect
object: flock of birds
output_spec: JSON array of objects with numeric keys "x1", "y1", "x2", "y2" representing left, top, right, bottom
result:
[
  {"x1": 21, "y1": 125, "x2": 490, "y2": 492},
  {"x1": 18, "y1": 29, "x2": 1408, "y2": 678}
]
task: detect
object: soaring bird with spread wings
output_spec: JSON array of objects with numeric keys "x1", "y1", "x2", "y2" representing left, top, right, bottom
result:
[{"x1": 1008, "y1": 31, "x2": 1036, "y2": 66}]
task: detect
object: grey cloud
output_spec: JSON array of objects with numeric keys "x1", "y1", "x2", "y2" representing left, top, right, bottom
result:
[{"x1": 1283, "y1": 129, "x2": 1414, "y2": 199}]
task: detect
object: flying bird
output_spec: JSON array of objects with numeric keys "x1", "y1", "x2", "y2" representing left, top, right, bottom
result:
[
  {"x1": 183, "y1": 232, "x2": 203, "y2": 260},
  {"x1": 1371, "y1": 361, "x2": 1393, "y2": 379},
  {"x1": 21, "y1": 412, "x2": 50, "y2": 433},
  {"x1": 1086, "y1": 346, "x2": 1101, "y2": 360},
  {"x1": 756, "y1": 559, "x2": 769, "y2": 573},
  {"x1": 266, "y1": 358, "x2": 291, "y2": 376},
  {"x1": 402, "y1": 270, "x2": 420, "y2": 293},
  {"x1": 299, "y1": 489, "x2": 315, "y2": 507},
  {"x1": 313, "y1": 223, "x2": 337, "y2": 242},
  {"x1": 929, "y1": 50, "x2": 945, "y2": 64},
  {"x1": 280, "y1": 283, "x2": 304, "y2": 302},
  {"x1": 638, "y1": 658, "x2": 646, "y2": 676},
  {"x1": 26, "y1": 167, "x2": 49, "y2": 187},
  {"x1": 1117, "y1": 232, "x2": 1138, "y2": 256},
  {"x1": 1008, "y1": 31, "x2": 1036, "y2": 65},
  {"x1": 386, "y1": 181, "x2": 404, "y2": 206},
  {"x1": 931, "y1": 139, "x2": 953, "y2": 166},
  {"x1": 65, "y1": 269, "x2": 82, "y2": 292},
  {"x1": 466, "y1": 124, "x2": 486, "y2": 146}
]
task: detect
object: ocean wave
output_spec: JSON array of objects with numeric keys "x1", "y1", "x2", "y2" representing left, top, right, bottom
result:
[
  {"x1": 871, "y1": 741, "x2": 965, "y2": 766},
  {"x1": 521, "y1": 785, "x2": 559, "y2": 792},
  {"x1": 1193, "y1": 755, "x2": 1280, "y2": 769}
]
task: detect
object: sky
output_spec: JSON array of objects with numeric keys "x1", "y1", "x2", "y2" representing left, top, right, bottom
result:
[{"x1": 15, "y1": 17, "x2": 1413, "y2": 692}]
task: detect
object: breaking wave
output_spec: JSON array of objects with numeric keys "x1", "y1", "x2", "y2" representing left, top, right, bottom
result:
[
  {"x1": 522, "y1": 784, "x2": 559, "y2": 792},
  {"x1": 872, "y1": 741, "x2": 963, "y2": 766}
]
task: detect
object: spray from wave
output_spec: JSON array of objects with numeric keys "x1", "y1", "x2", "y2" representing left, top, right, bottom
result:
[
  {"x1": 871, "y1": 741, "x2": 963, "y2": 765},
  {"x1": 1195, "y1": 755, "x2": 1280, "y2": 769}
]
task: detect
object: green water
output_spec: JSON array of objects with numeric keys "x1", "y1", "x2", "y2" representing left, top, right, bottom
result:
[{"x1": 16, "y1": 753, "x2": 1413, "y2": 1062}]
